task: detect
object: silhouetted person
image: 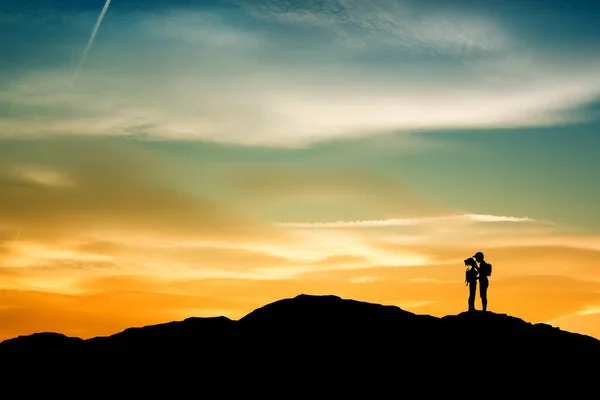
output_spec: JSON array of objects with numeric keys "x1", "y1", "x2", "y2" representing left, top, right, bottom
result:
[
  {"x1": 464, "y1": 257, "x2": 479, "y2": 311},
  {"x1": 474, "y1": 252, "x2": 492, "y2": 312}
]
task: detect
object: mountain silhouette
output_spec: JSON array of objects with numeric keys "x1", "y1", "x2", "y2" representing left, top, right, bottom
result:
[{"x1": 1, "y1": 294, "x2": 598, "y2": 396}]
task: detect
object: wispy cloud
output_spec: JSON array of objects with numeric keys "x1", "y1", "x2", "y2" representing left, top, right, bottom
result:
[
  {"x1": 274, "y1": 214, "x2": 536, "y2": 228},
  {"x1": 349, "y1": 276, "x2": 379, "y2": 284},
  {"x1": 4, "y1": 164, "x2": 73, "y2": 187},
  {"x1": 236, "y1": 0, "x2": 507, "y2": 54}
]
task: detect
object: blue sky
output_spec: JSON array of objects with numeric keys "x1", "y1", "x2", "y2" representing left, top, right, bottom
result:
[
  {"x1": 1, "y1": 0, "x2": 600, "y2": 339},
  {"x1": 4, "y1": 0, "x2": 598, "y2": 227},
  {"x1": 1, "y1": 0, "x2": 599, "y2": 233}
]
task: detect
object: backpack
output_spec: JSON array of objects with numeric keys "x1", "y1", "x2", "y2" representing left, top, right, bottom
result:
[{"x1": 480, "y1": 262, "x2": 492, "y2": 277}]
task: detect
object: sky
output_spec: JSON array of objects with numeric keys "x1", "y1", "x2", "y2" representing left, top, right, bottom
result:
[{"x1": 1, "y1": 0, "x2": 600, "y2": 341}]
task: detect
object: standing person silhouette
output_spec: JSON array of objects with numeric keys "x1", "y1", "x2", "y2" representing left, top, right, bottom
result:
[
  {"x1": 464, "y1": 257, "x2": 479, "y2": 311},
  {"x1": 474, "y1": 252, "x2": 492, "y2": 312}
]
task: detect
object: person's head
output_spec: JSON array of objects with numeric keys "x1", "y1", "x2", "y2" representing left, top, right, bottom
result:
[
  {"x1": 473, "y1": 252, "x2": 484, "y2": 262},
  {"x1": 464, "y1": 257, "x2": 477, "y2": 268}
]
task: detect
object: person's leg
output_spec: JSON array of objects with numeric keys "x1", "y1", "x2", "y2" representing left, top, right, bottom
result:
[
  {"x1": 480, "y1": 280, "x2": 488, "y2": 312},
  {"x1": 469, "y1": 283, "x2": 476, "y2": 311}
]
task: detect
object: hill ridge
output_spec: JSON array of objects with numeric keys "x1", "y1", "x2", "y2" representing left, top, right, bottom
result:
[
  {"x1": 1, "y1": 294, "x2": 598, "y2": 395},
  {"x1": 1, "y1": 293, "x2": 598, "y2": 344}
]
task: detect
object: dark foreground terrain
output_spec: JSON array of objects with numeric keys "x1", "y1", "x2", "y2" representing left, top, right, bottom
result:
[{"x1": 1, "y1": 294, "x2": 599, "y2": 395}]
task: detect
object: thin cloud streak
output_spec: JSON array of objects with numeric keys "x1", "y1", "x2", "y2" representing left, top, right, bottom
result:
[{"x1": 275, "y1": 214, "x2": 536, "y2": 228}]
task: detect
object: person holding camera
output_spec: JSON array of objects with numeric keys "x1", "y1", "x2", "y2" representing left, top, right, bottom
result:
[{"x1": 464, "y1": 257, "x2": 479, "y2": 311}]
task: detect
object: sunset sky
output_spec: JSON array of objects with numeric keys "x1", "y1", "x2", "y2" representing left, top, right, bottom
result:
[{"x1": 1, "y1": 0, "x2": 600, "y2": 341}]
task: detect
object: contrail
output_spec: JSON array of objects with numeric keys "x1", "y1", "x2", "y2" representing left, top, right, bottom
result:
[{"x1": 71, "y1": 0, "x2": 112, "y2": 88}]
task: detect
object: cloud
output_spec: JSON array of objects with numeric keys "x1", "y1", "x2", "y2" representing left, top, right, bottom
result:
[
  {"x1": 349, "y1": 276, "x2": 379, "y2": 284},
  {"x1": 2, "y1": 164, "x2": 74, "y2": 187},
  {"x1": 468, "y1": 214, "x2": 536, "y2": 223},
  {"x1": 0, "y1": 137, "x2": 285, "y2": 253},
  {"x1": 275, "y1": 213, "x2": 536, "y2": 228},
  {"x1": 138, "y1": 11, "x2": 263, "y2": 49},
  {"x1": 237, "y1": 0, "x2": 508, "y2": 54},
  {"x1": 68, "y1": 241, "x2": 303, "y2": 280},
  {"x1": 1, "y1": 6, "x2": 599, "y2": 147}
]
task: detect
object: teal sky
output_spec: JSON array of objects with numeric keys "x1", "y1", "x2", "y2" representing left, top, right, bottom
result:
[{"x1": 1, "y1": 0, "x2": 600, "y2": 233}]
